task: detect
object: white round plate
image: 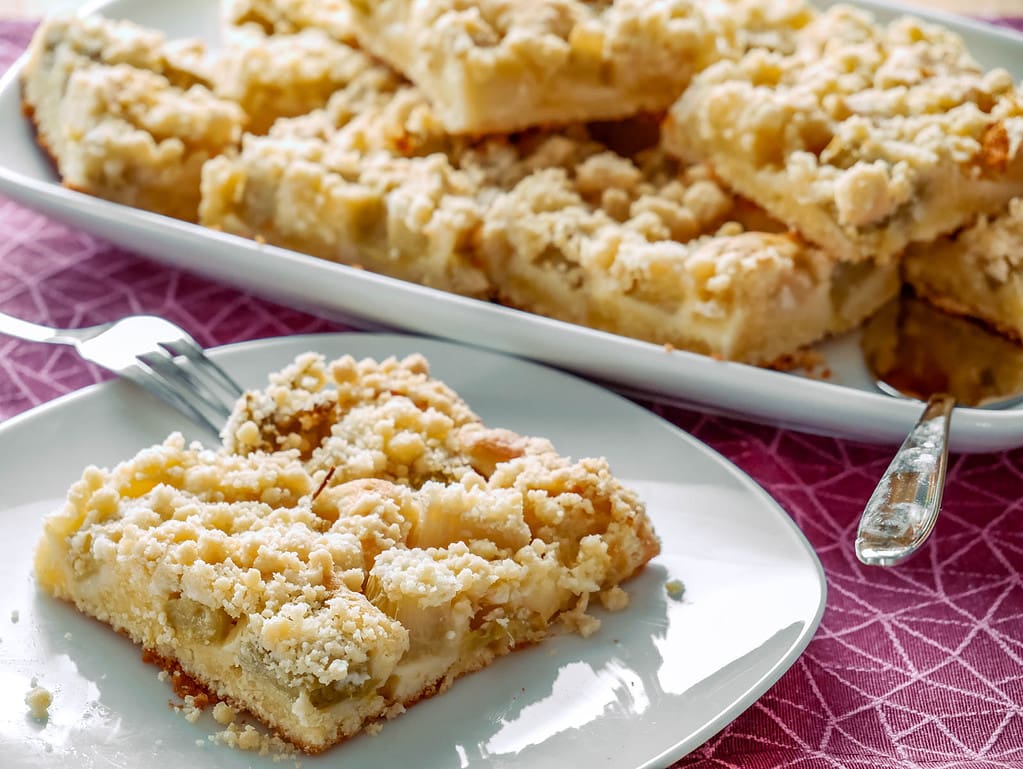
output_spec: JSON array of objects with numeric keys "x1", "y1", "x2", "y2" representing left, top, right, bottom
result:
[{"x1": 0, "y1": 333, "x2": 826, "y2": 769}]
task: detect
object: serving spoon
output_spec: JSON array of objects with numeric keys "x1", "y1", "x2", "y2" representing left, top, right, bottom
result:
[{"x1": 855, "y1": 297, "x2": 1023, "y2": 566}]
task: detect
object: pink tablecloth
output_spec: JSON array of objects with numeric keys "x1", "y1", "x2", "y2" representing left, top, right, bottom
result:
[{"x1": 1, "y1": 18, "x2": 1022, "y2": 769}]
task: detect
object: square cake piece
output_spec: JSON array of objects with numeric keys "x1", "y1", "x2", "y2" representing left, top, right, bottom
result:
[
  {"x1": 860, "y1": 296, "x2": 1023, "y2": 408},
  {"x1": 224, "y1": 0, "x2": 355, "y2": 43},
  {"x1": 341, "y1": 0, "x2": 811, "y2": 134},
  {"x1": 34, "y1": 352, "x2": 660, "y2": 753},
  {"x1": 199, "y1": 73, "x2": 490, "y2": 298},
  {"x1": 471, "y1": 134, "x2": 899, "y2": 365},
  {"x1": 215, "y1": 25, "x2": 380, "y2": 135},
  {"x1": 199, "y1": 116, "x2": 490, "y2": 298},
  {"x1": 21, "y1": 15, "x2": 245, "y2": 222},
  {"x1": 904, "y1": 197, "x2": 1023, "y2": 341},
  {"x1": 664, "y1": 5, "x2": 1023, "y2": 264}
]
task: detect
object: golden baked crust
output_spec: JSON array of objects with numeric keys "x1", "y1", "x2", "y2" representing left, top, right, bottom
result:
[
  {"x1": 472, "y1": 136, "x2": 899, "y2": 364},
  {"x1": 224, "y1": 0, "x2": 355, "y2": 42},
  {"x1": 199, "y1": 138, "x2": 491, "y2": 298},
  {"x1": 342, "y1": 0, "x2": 811, "y2": 133},
  {"x1": 216, "y1": 25, "x2": 378, "y2": 135},
  {"x1": 664, "y1": 5, "x2": 1023, "y2": 263},
  {"x1": 21, "y1": 15, "x2": 244, "y2": 222},
  {"x1": 35, "y1": 352, "x2": 659, "y2": 753},
  {"x1": 904, "y1": 197, "x2": 1023, "y2": 342}
]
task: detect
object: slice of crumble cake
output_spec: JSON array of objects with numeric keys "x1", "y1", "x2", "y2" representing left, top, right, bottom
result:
[
  {"x1": 340, "y1": 0, "x2": 812, "y2": 134},
  {"x1": 664, "y1": 5, "x2": 1023, "y2": 264},
  {"x1": 35, "y1": 352, "x2": 659, "y2": 753},
  {"x1": 904, "y1": 197, "x2": 1023, "y2": 342},
  {"x1": 199, "y1": 72, "x2": 491, "y2": 298},
  {"x1": 216, "y1": 25, "x2": 380, "y2": 135},
  {"x1": 861, "y1": 296, "x2": 1023, "y2": 408},
  {"x1": 475, "y1": 138, "x2": 899, "y2": 365},
  {"x1": 21, "y1": 15, "x2": 245, "y2": 222},
  {"x1": 199, "y1": 139, "x2": 491, "y2": 298},
  {"x1": 224, "y1": 0, "x2": 355, "y2": 43}
]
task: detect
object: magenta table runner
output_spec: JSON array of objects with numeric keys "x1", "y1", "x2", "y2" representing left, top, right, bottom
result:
[{"x1": 1, "y1": 18, "x2": 1022, "y2": 769}]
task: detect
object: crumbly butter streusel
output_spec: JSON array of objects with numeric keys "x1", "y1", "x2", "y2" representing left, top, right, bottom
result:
[
  {"x1": 665, "y1": 4, "x2": 1023, "y2": 263},
  {"x1": 21, "y1": 15, "x2": 244, "y2": 222},
  {"x1": 34, "y1": 352, "x2": 659, "y2": 753}
]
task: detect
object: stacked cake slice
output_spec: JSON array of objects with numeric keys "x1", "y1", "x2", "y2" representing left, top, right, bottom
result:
[
  {"x1": 663, "y1": 5, "x2": 1023, "y2": 264},
  {"x1": 661, "y1": 4, "x2": 1023, "y2": 339}
]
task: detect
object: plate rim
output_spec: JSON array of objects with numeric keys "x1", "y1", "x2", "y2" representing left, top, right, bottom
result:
[{"x1": 0, "y1": 330, "x2": 827, "y2": 769}]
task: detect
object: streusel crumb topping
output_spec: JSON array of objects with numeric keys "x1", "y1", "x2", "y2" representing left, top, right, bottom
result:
[
  {"x1": 666, "y1": 4, "x2": 1023, "y2": 245},
  {"x1": 217, "y1": 26, "x2": 379, "y2": 134},
  {"x1": 350, "y1": 0, "x2": 713, "y2": 68},
  {"x1": 268, "y1": 76, "x2": 456, "y2": 160},
  {"x1": 476, "y1": 136, "x2": 816, "y2": 307},
  {"x1": 939, "y1": 197, "x2": 1023, "y2": 284},
  {"x1": 225, "y1": 0, "x2": 354, "y2": 42},
  {"x1": 36, "y1": 353, "x2": 658, "y2": 751},
  {"x1": 25, "y1": 13, "x2": 212, "y2": 91}
]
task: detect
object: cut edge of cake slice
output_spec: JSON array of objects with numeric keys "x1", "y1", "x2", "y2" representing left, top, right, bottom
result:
[
  {"x1": 343, "y1": 0, "x2": 725, "y2": 134},
  {"x1": 663, "y1": 4, "x2": 1023, "y2": 264},
  {"x1": 34, "y1": 352, "x2": 660, "y2": 753},
  {"x1": 21, "y1": 14, "x2": 245, "y2": 222},
  {"x1": 904, "y1": 197, "x2": 1023, "y2": 342}
]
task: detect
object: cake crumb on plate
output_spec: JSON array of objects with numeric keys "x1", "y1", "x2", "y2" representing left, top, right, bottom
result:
[
  {"x1": 25, "y1": 685, "x2": 52, "y2": 720},
  {"x1": 665, "y1": 579, "x2": 686, "y2": 600}
]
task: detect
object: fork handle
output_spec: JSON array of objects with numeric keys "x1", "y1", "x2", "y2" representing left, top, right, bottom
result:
[
  {"x1": 0, "y1": 311, "x2": 70, "y2": 344},
  {"x1": 855, "y1": 393, "x2": 954, "y2": 567}
]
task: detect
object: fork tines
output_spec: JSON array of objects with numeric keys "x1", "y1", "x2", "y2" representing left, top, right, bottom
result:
[{"x1": 136, "y1": 339, "x2": 244, "y2": 432}]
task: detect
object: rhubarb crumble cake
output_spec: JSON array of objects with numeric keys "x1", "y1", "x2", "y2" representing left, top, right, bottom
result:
[
  {"x1": 21, "y1": 15, "x2": 245, "y2": 222},
  {"x1": 904, "y1": 198, "x2": 1023, "y2": 342},
  {"x1": 224, "y1": 0, "x2": 354, "y2": 43},
  {"x1": 216, "y1": 24, "x2": 379, "y2": 135},
  {"x1": 34, "y1": 352, "x2": 659, "y2": 753},
  {"x1": 199, "y1": 138, "x2": 490, "y2": 298},
  {"x1": 474, "y1": 138, "x2": 899, "y2": 364},
  {"x1": 341, "y1": 0, "x2": 804, "y2": 134},
  {"x1": 664, "y1": 4, "x2": 1023, "y2": 264},
  {"x1": 197, "y1": 49, "x2": 493, "y2": 295}
]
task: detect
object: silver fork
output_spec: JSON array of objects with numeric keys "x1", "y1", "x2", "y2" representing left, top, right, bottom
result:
[{"x1": 0, "y1": 312, "x2": 244, "y2": 435}]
